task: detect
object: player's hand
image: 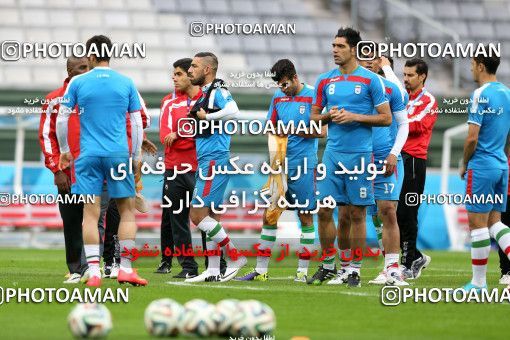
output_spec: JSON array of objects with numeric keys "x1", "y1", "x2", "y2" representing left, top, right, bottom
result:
[
  {"x1": 384, "y1": 154, "x2": 397, "y2": 177},
  {"x1": 459, "y1": 164, "x2": 467, "y2": 180},
  {"x1": 164, "y1": 132, "x2": 177, "y2": 147},
  {"x1": 141, "y1": 138, "x2": 157, "y2": 155},
  {"x1": 54, "y1": 170, "x2": 71, "y2": 193},
  {"x1": 380, "y1": 56, "x2": 391, "y2": 68},
  {"x1": 331, "y1": 108, "x2": 356, "y2": 124},
  {"x1": 59, "y1": 152, "x2": 72, "y2": 170},
  {"x1": 197, "y1": 108, "x2": 207, "y2": 120}
]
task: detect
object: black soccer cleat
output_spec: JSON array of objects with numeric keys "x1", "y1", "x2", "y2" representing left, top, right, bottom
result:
[
  {"x1": 347, "y1": 272, "x2": 361, "y2": 288},
  {"x1": 306, "y1": 265, "x2": 336, "y2": 285},
  {"x1": 154, "y1": 261, "x2": 172, "y2": 274}
]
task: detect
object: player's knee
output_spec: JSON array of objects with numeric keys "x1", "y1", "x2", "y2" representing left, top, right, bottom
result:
[
  {"x1": 349, "y1": 208, "x2": 365, "y2": 225},
  {"x1": 317, "y1": 207, "x2": 333, "y2": 221},
  {"x1": 190, "y1": 208, "x2": 206, "y2": 226}
]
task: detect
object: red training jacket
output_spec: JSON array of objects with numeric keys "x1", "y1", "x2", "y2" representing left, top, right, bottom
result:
[
  {"x1": 159, "y1": 90, "x2": 201, "y2": 171},
  {"x1": 402, "y1": 87, "x2": 438, "y2": 160}
]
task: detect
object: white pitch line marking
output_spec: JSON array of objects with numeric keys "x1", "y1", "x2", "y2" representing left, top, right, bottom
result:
[{"x1": 166, "y1": 281, "x2": 379, "y2": 297}]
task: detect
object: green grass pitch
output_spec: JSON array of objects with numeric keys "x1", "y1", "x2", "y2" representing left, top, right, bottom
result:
[{"x1": 0, "y1": 249, "x2": 508, "y2": 339}]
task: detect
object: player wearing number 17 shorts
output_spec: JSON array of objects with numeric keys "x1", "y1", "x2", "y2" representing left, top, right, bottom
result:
[{"x1": 308, "y1": 28, "x2": 392, "y2": 287}]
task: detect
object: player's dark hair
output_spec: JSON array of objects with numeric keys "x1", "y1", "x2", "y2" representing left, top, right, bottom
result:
[
  {"x1": 473, "y1": 45, "x2": 500, "y2": 75},
  {"x1": 85, "y1": 35, "x2": 112, "y2": 62},
  {"x1": 270, "y1": 59, "x2": 297, "y2": 82},
  {"x1": 405, "y1": 58, "x2": 428, "y2": 84},
  {"x1": 173, "y1": 58, "x2": 193, "y2": 73},
  {"x1": 335, "y1": 27, "x2": 362, "y2": 48},
  {"x1": 194, "y1": 52, "x2": 218, "y2": 70}
]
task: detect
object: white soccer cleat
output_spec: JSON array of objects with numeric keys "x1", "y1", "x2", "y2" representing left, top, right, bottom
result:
[
  {"x1": 499, "y1": 273, "x2": 510, "y2": 285},
  {"x1": 63, "y1": 273, "x2": 81, "y2": 284},
  {"x1": 135, "y1": 193, "x2": 149, "y2": 213},
  {"x1": 385, "y1": 271, "x2": 409, "y2": 286},
  {"x1": 294, "y1": 271, "x2": 308, "y2": 283},
  {"x1": 184, "y1": 270, "x2": 221, "y2": 283},
  {"x1": 368, "y1": 270, "x2": 387, "y2": 285},
  {"x1": 221, "y1": 256, "x2": 248, "y2": 282},
  {"x1": 327, "y1": 268, "x2": 349, "y2": 285},
  {"x1": 80, "y1": 268, "x2": 90, "y2": 283}
]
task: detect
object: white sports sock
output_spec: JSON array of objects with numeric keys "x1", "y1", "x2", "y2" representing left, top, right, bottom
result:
[
  {"x1": 206, "y1": 237, "x2": 220, "y2": 276},
  {"x1": 119, "y1": 239, "x2": 135, "y2": 274},
  {"x1": 489, "y1": 221, "x2": 510, "y2": 260},
  {"x1": 84, "y1": 244, "x2": 101, "y2": 278},
  {"x1": 384, "y1": 253, "x2": 400, "y2": 275},
  {"x1": 470, "y1": 228, "x2": 490, "y2": 287}
]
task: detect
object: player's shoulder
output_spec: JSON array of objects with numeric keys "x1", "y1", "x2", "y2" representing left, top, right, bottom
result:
[
  {"x1": 66, "y1": 70, "x2": 90, "y2": 88},
  {"x1": 358, "y1": 65, "x2": 380, "y2": 81},
  {"x1": 46, "y1": 85, "x2": 65, "y2": 100},
  {"x1": 316, "y1": 68, "x2": 340, "y2": 81},
  {"x1": 272, "y1": 88, "x2": 286, "y2": 100},
  {"x1": 422, "y1": 88, "x2": 437, "y2": 105},
  {"x1": 301, "y1": 83, "x2": 315, "y2": 98},
  {"x1": 470, "y1": 83, "x2": 491, "y2": 102}
]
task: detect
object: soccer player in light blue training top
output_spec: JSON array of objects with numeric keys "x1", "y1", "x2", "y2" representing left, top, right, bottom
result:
[
  {"x1": 56, "y1": 35, "x2": 147, "y2": 287},
  {"x1": 460, "y1": 46, "x2": 510, "y2": 292},
  {"x1": 236, "y1": 59, "x2": 325, "y2": 283},
  {"x1": 328, "y1": 45, "x2": 410, "y2": 287},
  {"x1": 309, "y1": 27, "x2": 392, "y2": 287},
  {"x1": 185, "y1": 52, "x2": 247, "y2": 283}
]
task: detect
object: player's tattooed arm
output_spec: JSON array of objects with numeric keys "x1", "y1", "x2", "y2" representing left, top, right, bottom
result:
[{"x1": 460, "y1": 123, "x2": 481, "y2": 179}]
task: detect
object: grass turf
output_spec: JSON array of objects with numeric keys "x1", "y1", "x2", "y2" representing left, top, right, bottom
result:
[{"x1": 0, "y1": 248, "x2": 508, "y2": 339}]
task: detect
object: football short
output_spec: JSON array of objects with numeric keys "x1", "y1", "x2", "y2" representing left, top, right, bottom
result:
[
  {"x1": 317, "y1": 150, "x2": 375, "y2": 206},
  {"x1": 192, "y1": 158, "x2": 230, "y2": 208},
  {"x1": 368, "y1": 155, "x2": 404, "y2": 216},
  {"x1": 286, "y1": 167, "x2": 317, "y2": 211},
  {"x1": 72, "y1": 156, "x2": 135, "y2": 198},
  {"x1": 465, "y1": 168, "x2": 509, "y2": 213}
]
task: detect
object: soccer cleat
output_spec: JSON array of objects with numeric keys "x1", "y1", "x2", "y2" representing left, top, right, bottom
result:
[
  {"x1": 80, "y1": 268, "x2": 90, "y2": 283},
  {"x1": 294, "y1": 271, "x2": 307, "y2": 283},
  {"x1": 173, "y1": 269, "x2": 198, "y2": 279},
  {"x1": 135, "y1": 193, "x2": 149, "y2": 213},
  {"x1": 401, "y1": 267, "x2": 414, "y2": 280},
  {"x1": 236, "y1": 269, "x2": 268, "y2": 281},
  {"x1": 221, "y1": 256, "x2": 247, "y2": 282},
  {"x1": 327, "y1": 268, "x2": 349, "y2": 285},
  {"x1": 368, "y1": 270, "x2": 387, "y2": 285},
  {"x1": 63, "y1": 273, "x2": 81, "y2": 284},
  {"x1": 499, "y1": 272, "x2": 510, "y2": 285},
  {"x1": 306, "y1": 265, "x2": 336, "y2": 285},
  {"x1": 109, "y1": 263, "x2": 120, "y2": 279},
  {"x1": 154, "y1": 261, "x2": 172, "y2": 274},
  {"x1": 411, "y1": 254, "x2": 431, "y2": 279},
  {"x1": 86, "y1": 276, "x2": 102, "y2": 287},
  {"x1": 185, "y1": 270, "x2": 221, "y2": 283},
  {"x1": 347, "y1": 272, "x2": 361, "y2": 288},
  {"x1": 117, "y1": 268, "x2": 148, "y2": 286},
  {"x1": 103, "y1": 264, "x2": 112, "y2": 278},
  {"x1": 385, "y1": 271, "x2": 409, "y2": 286}
]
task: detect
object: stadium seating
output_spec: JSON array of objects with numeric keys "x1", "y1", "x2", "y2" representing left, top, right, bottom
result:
[{"x1": 0, "y1": 201, "x2": 263, "y2": 232}]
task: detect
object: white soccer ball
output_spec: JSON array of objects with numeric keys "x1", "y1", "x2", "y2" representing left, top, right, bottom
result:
[
  {"x1": 68, "y1": 303, "x2": 112, "y2": 338},
  {"x1": 179, "y1": 299, "x2": 217, "y2": 337},
  {"x1": 214, "y1": 299, "x2": 240, "y2": 336},
  {"x1": 144, "y1": 298, "x2": 184, "y2": 337},
  {"x1": 230, "y1": 300, "x2": 276, "y2": 337}
]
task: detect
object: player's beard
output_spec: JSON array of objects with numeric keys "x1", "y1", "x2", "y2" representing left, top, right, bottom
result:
[{"x1": 190, "y1": 74, "x2": 206, "y2": 86}]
